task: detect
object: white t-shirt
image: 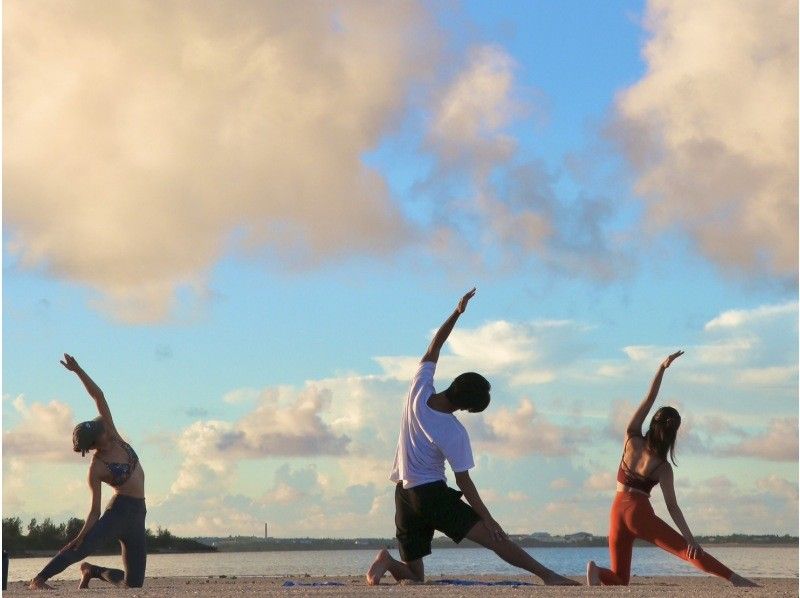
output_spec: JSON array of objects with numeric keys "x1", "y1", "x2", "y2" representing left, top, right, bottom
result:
[{"x1": 389, "y1": 361, "x2": 475, "y2": 489}]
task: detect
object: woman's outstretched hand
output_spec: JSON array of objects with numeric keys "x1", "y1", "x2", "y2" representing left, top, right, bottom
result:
[
  {"x1": 661, "y1": 350, "x2": 684, "y2": 369},
  {"x1": 686, "y1": 541, "x2": 704, "y2": 560},
  {"x1": 60, "y1": 353, "x2": 81, "y2": 372},
  {"x1": 456, "y1": 287, "x2": 476, "y2": 314}
]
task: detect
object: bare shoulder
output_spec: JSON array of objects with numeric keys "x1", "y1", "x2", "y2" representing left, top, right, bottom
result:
[{"x1": 623, "y1": 433, "x2": 644, "y2": 451}]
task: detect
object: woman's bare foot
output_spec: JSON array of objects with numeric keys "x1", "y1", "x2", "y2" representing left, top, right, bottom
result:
[
  {"x1": 366, "y1": 549, "x2": 391, "y2": 585},
  {"x1": 28, "y1": 577, "x2": 54, "y2": 590},
  {"x1": 730, "y1": 573, "x2": 759, "y2": 587},
  {"x1": 541, "y1": 571, "x2": 581, "y2": 586},
  {"x1": 586, "y1": 560, "x2": 601, "y2": 586},
  {"x1": 79, "y1": 562, "x2": 93, "y2": 589}
]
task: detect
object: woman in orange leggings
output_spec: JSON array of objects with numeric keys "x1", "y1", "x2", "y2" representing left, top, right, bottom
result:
[{"x1": 586, "y1": 351, "x2": 757, "y2": 587}]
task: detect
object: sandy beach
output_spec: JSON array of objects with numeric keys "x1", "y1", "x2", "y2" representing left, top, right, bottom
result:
[{"x1": 4, "y1": 575, "x2": 796, "y2": 597}]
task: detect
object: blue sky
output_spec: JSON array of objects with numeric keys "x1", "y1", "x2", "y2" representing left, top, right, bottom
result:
[{"x1": 3, "y1": 0, "x2": 797, "y2": 538}]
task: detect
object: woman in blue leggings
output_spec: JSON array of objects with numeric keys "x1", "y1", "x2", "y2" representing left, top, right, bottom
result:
[{"x1": 29, "y1": 354, "x2": 147, "y2": 590}]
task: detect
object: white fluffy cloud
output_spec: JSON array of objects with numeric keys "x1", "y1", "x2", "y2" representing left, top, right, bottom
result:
[
  {"x1": 468, "y1": 398, "x2": 586, "y2": 458},
  {"x1": 4, "y1": 1, "x2": 432, "y2": 322},
  {"x1": 658, "y1": 474, "x2": 798, "y2": 535},
  {"x1": 2, "y1": 396, "x2": 77, "y2": 462},
  {"x1": 614, "y1": 0, "x2": 798, "y2": 277},
  {"x1": 704, "y1": 301, "x2": 798, "y2": 331},
  {"x1": 170, "y1": 386, "x2": 349, "y2": 494},
  {"x1": 376, "y1": 319, "x2": 584, "y2": 389},
  {"x1": 721, "y1": 418, "x2": 798, "y2": 462}
]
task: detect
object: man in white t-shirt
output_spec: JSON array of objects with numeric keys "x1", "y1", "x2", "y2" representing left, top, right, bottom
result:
[{"x1": 366, "y1": 289, "x2": 579, "y2": 586}]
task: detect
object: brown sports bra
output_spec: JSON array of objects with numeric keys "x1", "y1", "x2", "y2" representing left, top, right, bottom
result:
[{"x1": 616, "y1": 436, "x2": 664, "y2": 495}]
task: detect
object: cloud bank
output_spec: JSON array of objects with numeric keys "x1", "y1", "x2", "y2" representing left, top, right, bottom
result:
[
  {"x1": 4, "y1": 1, "x2": 432, "y2": 322},
  {"x1": 614, "y1": 0, "x2": 798, "y2": 277}
]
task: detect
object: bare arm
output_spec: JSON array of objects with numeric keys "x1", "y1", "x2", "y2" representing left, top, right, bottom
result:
[
  {"x1": 61, "y1": 354, "x2": 118, "y2": 437},
  {"x1": 659, "y1": 465, "x2": 703, "y2": 559},
  {"x1": 61, "y1": 467, "x2": 102, "y2": 552},
  {"x1": 626, "y1": 351, "x2": 683, "y2": 437},
  {"x1": 454, "y1": 470, "x2": 507, "y2": 542},
  {"x1": 421, "y1": 288, "x2": 476, "y2": 364}
]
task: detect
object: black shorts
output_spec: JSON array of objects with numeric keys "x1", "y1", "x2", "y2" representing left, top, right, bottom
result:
[{"x1": 395, "y1": 481, "x2": 482, "y2": 562}]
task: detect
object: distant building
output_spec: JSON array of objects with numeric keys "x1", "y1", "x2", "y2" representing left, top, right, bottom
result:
[{"x1": 264, "y1": 523, "x2": 268, "y2": 539}]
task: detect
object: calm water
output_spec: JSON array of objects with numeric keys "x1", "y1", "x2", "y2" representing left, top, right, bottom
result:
[{"x1": 10, "y1": 546, "x2": 797, "y2": 582}]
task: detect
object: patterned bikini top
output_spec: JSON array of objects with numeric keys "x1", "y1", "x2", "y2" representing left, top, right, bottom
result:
[{"x1": 97, "y1": 439, "x2": 139, "y2": 487}]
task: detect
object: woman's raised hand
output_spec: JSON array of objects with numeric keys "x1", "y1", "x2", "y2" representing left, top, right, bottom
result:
[{"x1": 661, "y1": 350, "x2": 684, "y2": 369}]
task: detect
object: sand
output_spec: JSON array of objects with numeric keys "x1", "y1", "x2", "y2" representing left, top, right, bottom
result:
[{"x1": 4, "y1": 575, "x2": 797, "y2": 597}]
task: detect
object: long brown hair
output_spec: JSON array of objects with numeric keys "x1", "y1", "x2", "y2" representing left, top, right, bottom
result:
[{"x1": 645, "y1": 406, "x2": 681, "y2": 465}]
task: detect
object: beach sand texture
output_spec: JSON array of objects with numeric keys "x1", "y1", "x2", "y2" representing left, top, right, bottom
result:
[{"x1": 4, "y1": 575, "x2": 797, "y2": 597}]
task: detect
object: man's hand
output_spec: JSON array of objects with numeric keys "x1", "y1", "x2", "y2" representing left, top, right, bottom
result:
[
  {"x1": 661, "y1": 350, "x2": 684, "y2": 370},
  {"x1": 456, "y1": 288, "x2": 476, "y2": 314},
  {"x1": 482, "y1": 518, "x2": 507, "y2": 543},
  {"x1": 60, "y1": 353, "x2": 81, "y2": 372}
]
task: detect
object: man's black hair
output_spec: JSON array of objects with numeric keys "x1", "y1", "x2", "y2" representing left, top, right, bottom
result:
[{"x1": 445, "y1": 372, "x2": 491, "y2": 413}]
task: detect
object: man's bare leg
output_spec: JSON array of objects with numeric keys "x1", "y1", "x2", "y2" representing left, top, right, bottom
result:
[
  {"x1": 466, "y1": 523, "x2": 580, "y2": 586},
  {"x1": 366, "y1": 549, "x2": 424, "y2": 585}
]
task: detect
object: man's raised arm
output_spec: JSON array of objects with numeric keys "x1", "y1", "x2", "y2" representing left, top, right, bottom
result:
[{"x1": 421, "y1": 288, "x2": 476, "y2": 364}]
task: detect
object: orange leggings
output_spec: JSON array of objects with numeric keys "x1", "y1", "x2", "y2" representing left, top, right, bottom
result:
[{"x1": 597, "y1": 492, "x2": 732, "y2": 585}]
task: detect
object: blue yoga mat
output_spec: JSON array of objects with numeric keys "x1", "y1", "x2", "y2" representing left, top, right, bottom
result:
[
  {"x1": 430, "y1": 579, "x2": 535, "y2": 586},
  {"x1": 282, "y1": 580, "x2": 346, "y2": 587}
]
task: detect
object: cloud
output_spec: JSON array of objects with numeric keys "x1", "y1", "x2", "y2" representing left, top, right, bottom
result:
[
  {"x1": 376, "y1": 319, "x2": 586, "y2": 389},
  {"x1": 2, "y1": 459, "x2": 28, "y2": 510},
  {"x1": 152, "y1": 463, "x2": 393, "y2": 538},
  {"x1": 2, "y1": 396, "x2": 78, "y2": 462},
  {"x1": 428, "y1": 45, "x2": 523, "y2": 174},
  {"x1": 4, "y1": 1, "x2": 434, "y2": 322},
  {"x1": 659, "y1": 474, "x2": 798, "y2": 535},
  {"x1": 423, "y1": 46, "x2": 632, "y2": 281},
  {"x1": 583, "y1": 471, "x2": 616, "y2": 492},
  {"x1": 735, "y1": 366, "x2": 798, "y2": 386},
  {"x1": 468, "y1": 398, "x2": 587, "y2": 458},
  {"x1": 549, "y1": 477, "x2": 572, "y2": 490},
  {"x1": 170, "y1": 386, "x2": 349, "y2": 494},
  {"x1": 704, "y1": 301, "x2": 798, "y2": 331},
  {"x1": 720, "y1": 418, "x2": 798, "y2": 462},
  {"x1": 613, "y1": 0, "x2": 798, "y2": 277},
  {"x1": 756, "y1": 475, "x2": 798, "y2": 501}
]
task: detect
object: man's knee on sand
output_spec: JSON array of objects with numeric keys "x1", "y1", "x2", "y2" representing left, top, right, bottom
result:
[{"x1": 404, "y1": 560, "x2": 424, "y2": 582}]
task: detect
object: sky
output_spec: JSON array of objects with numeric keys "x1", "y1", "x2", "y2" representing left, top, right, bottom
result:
[{"x1": 2, "y1": 0, "x2": 798, "y2": 539}]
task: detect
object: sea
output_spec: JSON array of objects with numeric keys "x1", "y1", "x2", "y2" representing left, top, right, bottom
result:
[{"x1": 8, "y1": 546, "x2": 797, "y2": 582}]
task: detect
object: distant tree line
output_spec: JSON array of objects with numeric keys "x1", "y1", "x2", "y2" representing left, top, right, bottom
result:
[{"x1": 2, "y1": 517, "x2": 216, "y2": 557}]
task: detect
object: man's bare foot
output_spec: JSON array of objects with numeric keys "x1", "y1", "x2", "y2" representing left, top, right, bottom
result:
[
  {"x1": 730, "y1": 573, "x2": 759, "y2": 587},
  {"x1": 79, "y1": 562, "x2": 93, "y2": 589},
  {"x1": 366, "y1": 549, "x2": 391, "y2": 585},
  {"x1": 586, "y1": 560, "x2": 601, "y2": 586},
  {"x1": 542, "y1": 571, "x2": 581, "y2": 586},
  {"x1": 28, "y1": 577, "x2": 54, "y2": 590}
]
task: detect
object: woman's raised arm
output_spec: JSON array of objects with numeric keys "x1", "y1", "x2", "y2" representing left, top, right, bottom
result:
[
  {"x1": 625, "y1": 351, "x2": 683, "y2": 437},
  {"x1": 61, "y1": 354, "x2": 119, "y2": 438}
]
